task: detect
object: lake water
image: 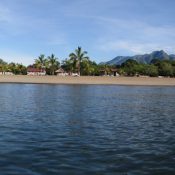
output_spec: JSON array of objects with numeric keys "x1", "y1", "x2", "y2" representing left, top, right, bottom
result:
[{"x1": 0, "y1": 84, "x2": 175, "y2": 175}]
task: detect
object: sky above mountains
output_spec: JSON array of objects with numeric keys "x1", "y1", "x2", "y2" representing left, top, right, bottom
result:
[{"x1": 0, "y1": 0, "x2": 175, "y2": 65}]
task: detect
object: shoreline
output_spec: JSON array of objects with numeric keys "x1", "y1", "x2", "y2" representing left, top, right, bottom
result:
[{"x1": 0, "y1": 75, "x2": 175, "y2": 86}]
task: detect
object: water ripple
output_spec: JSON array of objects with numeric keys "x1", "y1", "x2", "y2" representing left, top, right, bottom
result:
[{"x1": 0, "y1": 84, "x2": 175, "y2": 174}]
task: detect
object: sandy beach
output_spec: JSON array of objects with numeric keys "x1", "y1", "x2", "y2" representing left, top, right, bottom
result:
[{"x1": 0, "y1": 75, "x2": 175, "y2": 86}]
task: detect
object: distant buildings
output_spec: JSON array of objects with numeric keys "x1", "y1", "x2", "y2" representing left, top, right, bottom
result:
[
  {"x1": 99, "y1": 68, "x2": 119, "y2": 76},
  {"x1": 55, "y1": 68, "x2": 79, "y2": 76},
  {"x1": 55, "y1": 68, "x2": 69, "y2": 76},
  {"x1": 0, "y1": 72, "x2": 14, "y2": 75},
  {"x1": 27, "y1": 66, "x2": 46, "y2": 76}
]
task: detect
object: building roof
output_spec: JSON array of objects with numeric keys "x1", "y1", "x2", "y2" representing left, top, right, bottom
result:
[
  {"x1": 110, "y1": 68, "x2": 118, "y2": 72},
  {"x1": 55, "y1": 68, "x2": 65, "y2": 73},
  {"x1": 27, "y1": 67, "x2": 45, "y2": 73},
  {"x1": 99, "y1": 68, "x2": 118, "y2": 72}
]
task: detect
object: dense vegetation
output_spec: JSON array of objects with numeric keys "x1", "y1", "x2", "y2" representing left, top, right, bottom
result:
[
  {"x1": 34, "y1": 54, "x2": 60, "y2": 75},
  {"x1": 119, "y1": 59, "x2": 175, "y2": 77},
  {"x1": 0, "y1": 47, "x2": 175, "y2": 77},
  {"x1": 0, "y1": 59, "x2": 27, "y2": 75}
]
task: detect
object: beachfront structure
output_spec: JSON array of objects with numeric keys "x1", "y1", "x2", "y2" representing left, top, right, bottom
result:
[
  {"x1": 27, "y1": 66, "x2": 46, "y2": 76},
  {"x1": 55, "y1": 68, "x2": 68, "y2": 76},
  {"x1": 100, "y1": 68, "x2": 119, "y2": 76},
  {"x1": 110, "y1": 68, "x2": 120, "y2": 76},
  {"x1": 0, "y1": 71, "x2": 14, "y2": 75}
]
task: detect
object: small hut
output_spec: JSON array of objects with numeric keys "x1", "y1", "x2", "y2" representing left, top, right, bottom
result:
[
  {"x1": 0, "y1": 71, "x2": 14, "y2": 75},
  {"x1": 99, "y1": 68, "x2": 119, "y2": 76},
  {"x1": 99, "y1": 69, "x2": 107, "y2": 76},
  {"x1": 110, "y1": 68, "x2": 119, "y2": 76},
  {"x1": 55, "y1": 68, "x2": 68, "y2": 76}
]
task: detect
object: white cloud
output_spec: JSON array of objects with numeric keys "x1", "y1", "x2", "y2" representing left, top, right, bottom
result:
[
  {"x1": 90, "y1": 15, "x2": 175, "y2": 55},
  {"x1": 0, "y1": 0, "x2": 175, "y2": 63},
  {"x1": 97, "y1": 40, "x2": 175, "y2": 55}
]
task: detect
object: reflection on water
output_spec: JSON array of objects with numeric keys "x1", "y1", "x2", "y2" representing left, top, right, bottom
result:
[{"x1": 0, "y1": 84, "x2": 175, "y2": 174}]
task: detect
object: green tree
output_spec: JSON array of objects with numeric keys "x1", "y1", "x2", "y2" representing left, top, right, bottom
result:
[
  {"x1": 7, "y1": 62, "x2": 27, "y2": 75},
  {"x1": 62, "y1": 59, "x2": 75, "y2": 74},
  {"x1": 144, "y1": 64, "x2": 158, "y2": 77},
  {"x1": 16, "y1": 64, "x2": 27, "y2": 75},
  {"x1": 35, "y1": 54, "x2": 47, "y2": 69},
  {"x1": 0, "y1": 59, "x2": 8, "y2": 74},
  {"x1": 98, "y1": 64, "x2": 111, "y2": 76},
  {"x1": 81, "y1": 59, "x2": 93, "y2": 75},
  {"x1": 8, "y1": 62, "x2": 16, "y2": 74},
  {"x1": 69, "y1": 47, "x2": 89, "y2": 76},
  {"x1": 154, "y1": 60, "x2": 173, "y2": 76},
  {"x1": 47, "y1": 54, "x2": 60, "y2": 75},
  {"x1": 121, "y1": 59, "x2": 139, "y2": 76}
]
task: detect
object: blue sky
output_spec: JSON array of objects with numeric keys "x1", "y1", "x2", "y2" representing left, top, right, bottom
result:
[{"x1": 0, "y1": 0, "x2": 175, "y2": 65}]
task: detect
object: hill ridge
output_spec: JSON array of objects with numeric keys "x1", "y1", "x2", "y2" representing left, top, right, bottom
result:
[{"x1": 105, "y1": 50, "x2": 175, "y2": 65}]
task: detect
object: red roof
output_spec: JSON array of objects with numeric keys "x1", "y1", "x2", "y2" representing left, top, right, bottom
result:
[{"x1": 27, "y1": 67, "x2": 45, "y2": 73}]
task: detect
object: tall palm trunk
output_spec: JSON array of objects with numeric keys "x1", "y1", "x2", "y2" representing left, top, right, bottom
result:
[{"x1": 78, "y1": 60, "x2": 80, "y2": 76}]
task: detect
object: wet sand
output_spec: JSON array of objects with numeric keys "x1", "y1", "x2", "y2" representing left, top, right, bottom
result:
[{"x1": 0, "y1": 75, "x2": 175, "y2": 86}]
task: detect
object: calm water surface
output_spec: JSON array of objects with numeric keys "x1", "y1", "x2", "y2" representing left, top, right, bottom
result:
[{"x1": 0, "y1": 84, "x2": 175, "y2": 175}]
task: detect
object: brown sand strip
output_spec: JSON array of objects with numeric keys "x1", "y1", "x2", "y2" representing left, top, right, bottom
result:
[{"x1": 0, "y1": 75, "x2": 175, "y2": 86}]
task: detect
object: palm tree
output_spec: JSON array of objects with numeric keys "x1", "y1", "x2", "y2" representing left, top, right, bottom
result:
[
  {"x1": 69, "y1": 47, "x2": 89, "y2": 76},
  {"x1": 48, "y1": 54, "x2": 60, "y2": 75},
  {"x1": 35, "y1": 54, "x2": 47, "y2": 69},
  {"x1": 62, "y1": 59, "x2": 74, "y2": 74},
  {"x1": 0, "y1": 59, "x2": 7, "y2": 74}
]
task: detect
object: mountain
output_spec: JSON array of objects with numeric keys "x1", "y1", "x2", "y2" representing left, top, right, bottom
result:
[{"x1": 105, "y1": 50, "x2": 175, "y2": 65}]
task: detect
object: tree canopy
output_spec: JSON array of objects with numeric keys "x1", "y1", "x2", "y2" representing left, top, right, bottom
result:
[{"x1": 0, "y1": 48, "x2": 175, "y2": 77}]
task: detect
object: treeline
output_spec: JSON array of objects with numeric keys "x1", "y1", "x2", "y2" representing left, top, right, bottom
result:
[
  {"x1": 33, "y1": 48, "x2": 100, "y2": 76},
  {"x1": 118, "y1": 59, "x2": 175, "y2": 77},
  {"x1": 0, "y1": 47, "x2": 102, "y2": 76},
  {"x1": 0, "y1": 59, "x2": 27, "y2": 75},
  {"x1": 0, "y1": 47, "x2": 175, "y2": 77}
]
